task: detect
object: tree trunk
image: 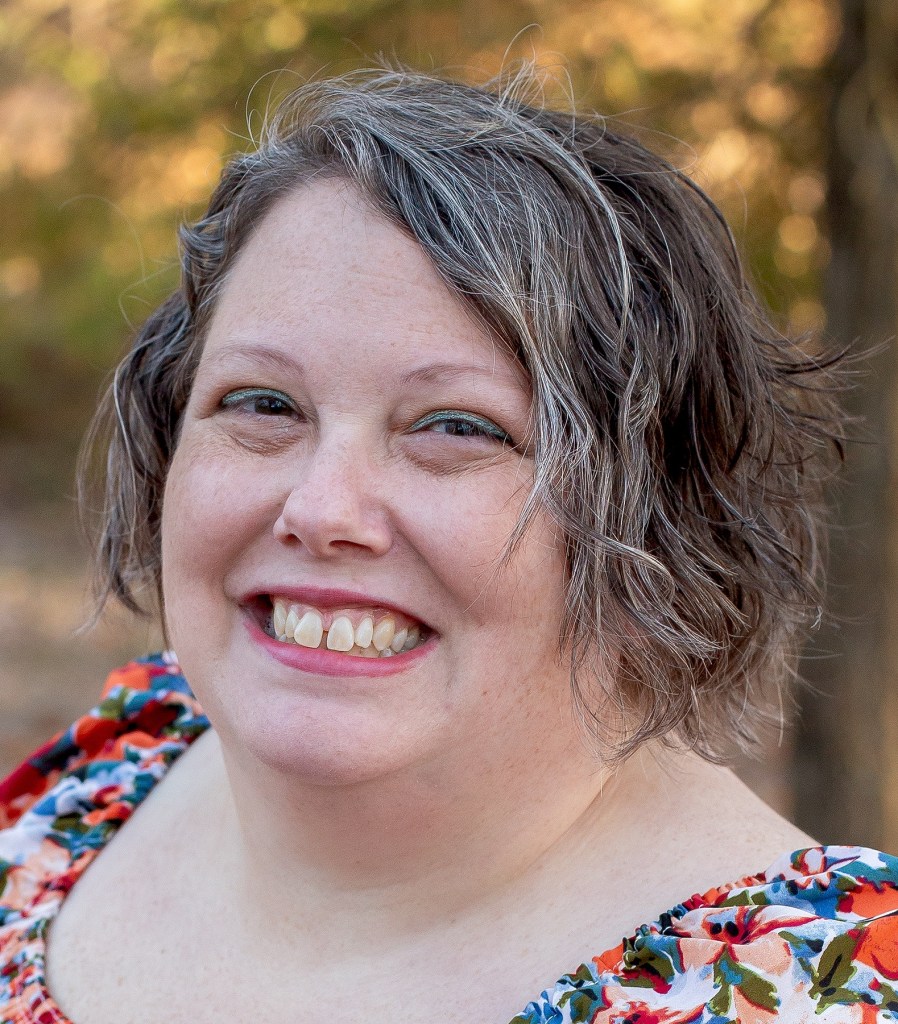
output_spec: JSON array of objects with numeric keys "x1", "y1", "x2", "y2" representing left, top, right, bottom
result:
[{"x1": 794, "y1": 0, "x2": 898, "y2": 850}]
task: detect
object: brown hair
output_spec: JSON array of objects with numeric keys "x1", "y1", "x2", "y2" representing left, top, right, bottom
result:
[{"x1": 80, "y1": 61, "x2": 843, "y2": 761}]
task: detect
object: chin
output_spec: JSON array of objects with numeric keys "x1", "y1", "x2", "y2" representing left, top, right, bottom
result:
[
  {"x1": 220, "y1": 693, "x2": 434, "y2": 787},
  {"x1": 172, "y1": 627, "x2": 445, "y2": 785}
]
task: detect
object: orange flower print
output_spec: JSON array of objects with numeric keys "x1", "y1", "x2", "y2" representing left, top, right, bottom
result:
[{"x1": 855, "y1": 913, "x2": 898, "y2": 980}]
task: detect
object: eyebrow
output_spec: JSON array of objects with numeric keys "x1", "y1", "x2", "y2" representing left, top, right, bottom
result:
[
  {"x1": 208, "y1": 342, "x2": 526, "y2": 392},
  {"x1": 398, "y1": 361, "x2": 526, "y2": 390},
  {"x1": 208, "y1": 342, "x2": 303, "y2": 377}
]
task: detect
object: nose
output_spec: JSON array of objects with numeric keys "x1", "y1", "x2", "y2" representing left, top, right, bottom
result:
[{"x1": 272, "y1": 429, "x2": 393, "y2": 559}]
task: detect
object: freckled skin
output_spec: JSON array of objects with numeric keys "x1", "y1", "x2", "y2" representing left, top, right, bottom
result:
[
  {"x1": 44, "y1": 177, "x2": 820, "y2": 1024},
  {"x1": 160, "y1": 178, "x2": 583, "y2": 789}
]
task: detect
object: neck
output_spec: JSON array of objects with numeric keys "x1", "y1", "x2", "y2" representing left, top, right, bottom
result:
[
  {"x1": 197, "y1": 719, "x2": 626, "y2": 948},
  {"x1": 184, "y1": 726, "x2": 798, "y2": 981}
]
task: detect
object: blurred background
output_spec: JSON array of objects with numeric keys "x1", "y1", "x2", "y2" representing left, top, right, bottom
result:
[{"x1": 1, "y1": 0, "x2": 896, "y2": 850}]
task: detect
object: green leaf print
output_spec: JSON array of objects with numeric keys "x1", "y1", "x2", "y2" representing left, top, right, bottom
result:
[
  {"x1": 568, "y1": 963, "x2": 595, "y2": 985},
  {"x1": 51, "y1": 813, "x2": 90, "y2": 835},
  {"x1": 708, "y1": 976, "x2": 733, "y2": 1018},
  {"x1": 566, "y1": 989, "x2": 601, "y2": 1023},
  {"x1": 737, "y1": 967, "x2": 779, "y2": 1012},
  {"x1": 97, "y1": 687, "x2": 131, "y2": 720},
  {"x1": 809, "y1": 931, "x2": 859, "y2": 1001},
  {"x1": 620, "y1": 935, "x2": 680, "y2": 983},
  {"x1": 878, "y1": 981, "x2": 898, "y2": 1007},
  {"x1": 710, "y1": 950, "x2": 779, "y2": 1015},
  {"x1": 720, "y1": 891, "x2": 753, "y2": 907},
  {"x1": 817, "y1": 987, "x2": 864, "y2": 1009}
]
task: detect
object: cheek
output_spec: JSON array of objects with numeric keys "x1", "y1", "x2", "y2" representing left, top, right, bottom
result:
[
  {"x1": 490, "y1": 521, "x2": 569, "y2": 660},
  {"x1": 400, "y1": 474, "x2": 568, "y2": 643},
  {"x1": 160, "y1": 440, "x2": 264, "y2": 614},
  {"x1": 160, "y1": 451, "x2": 209, "y2": 636}
]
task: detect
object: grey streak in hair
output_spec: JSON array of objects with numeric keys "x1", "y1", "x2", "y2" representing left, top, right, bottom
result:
[{"x1": 79, "y1": 60, "x2": 844, "y2": 762}]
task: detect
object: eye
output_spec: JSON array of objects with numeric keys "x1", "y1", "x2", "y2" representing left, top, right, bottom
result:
[
  {"x1": 411, "y1": 410, "x2": 513, "y2": 445},
  {"x1": 220, "y1": 387, "x2": 298, "y2": 417}
]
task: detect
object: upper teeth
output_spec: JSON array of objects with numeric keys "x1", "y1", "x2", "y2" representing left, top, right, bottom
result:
[
  {"x1": 295, "y1": 611, "x2": 323, "y2": 648},
  {"x1": 270, "y1": 599, "x2": 424, "y2": 657}
]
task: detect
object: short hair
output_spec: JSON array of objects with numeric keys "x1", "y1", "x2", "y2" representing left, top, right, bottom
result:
[{"x1": 80, "y1": 61, "x2": 843, "y2": 762}]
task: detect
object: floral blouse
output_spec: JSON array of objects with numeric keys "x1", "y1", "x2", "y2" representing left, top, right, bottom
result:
[{"x1": 0, "y1": 654, "x2": 896, "y2": 1024}]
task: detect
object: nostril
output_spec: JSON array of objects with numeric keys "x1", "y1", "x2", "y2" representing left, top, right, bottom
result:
[{"x1": 272, "y1": 477, "x2": 394, "y2": 558}]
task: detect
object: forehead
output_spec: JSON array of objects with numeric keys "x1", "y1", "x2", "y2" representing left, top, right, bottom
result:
[{"x1": 205, "y1": 178, "x2": 527, "y2": 390}]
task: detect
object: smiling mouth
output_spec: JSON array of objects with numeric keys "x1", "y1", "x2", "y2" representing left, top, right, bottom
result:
[{"x1": 253, "y1": 596, "x2": 431, "y2": 659}]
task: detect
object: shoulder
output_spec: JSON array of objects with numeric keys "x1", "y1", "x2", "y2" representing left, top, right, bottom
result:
[
  {"x1": 0, "y1": 653, "x2": 207, "y2": 917},
  {"x1": 0, "y1": 654, "x2": 208, "y2": 1017},
  {"x1": 515, "y1": 845, "x2": 898, "y2": 1023},
  {"x1": 0, "y1": 652, "x2": 204, "y2": 829}
]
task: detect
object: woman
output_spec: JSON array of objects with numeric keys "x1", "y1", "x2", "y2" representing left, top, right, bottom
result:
[{"x1": 0, "y1": 64, "x2": 895, "y2": 1023}]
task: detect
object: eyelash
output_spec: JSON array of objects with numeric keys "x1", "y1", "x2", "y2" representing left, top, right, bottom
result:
[
  {"x1": 220, "y1": 388, "x2": 297, "y2": 417},
  {"x1": 218, "y1": 390, "x2": 514, "y2": 445},
  {"x1": 410, "y1": 410, "x2": 512, "y2": 445}
]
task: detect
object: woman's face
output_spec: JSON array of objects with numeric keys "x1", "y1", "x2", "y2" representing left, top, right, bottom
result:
[{"x1": 162, "y1": 178, "x2": 577, "y2": 784}]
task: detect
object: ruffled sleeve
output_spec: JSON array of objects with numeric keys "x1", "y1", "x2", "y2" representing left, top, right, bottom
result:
[
  {"x1": 513, "y1": 846, "x2": 898, "y2": 1023},
  {"x1": 0, "y1": 653, "x2": 207, "y2": 919},
  {"x1": 0, "y1": 654, "x2": 208, "y2": 1024}
]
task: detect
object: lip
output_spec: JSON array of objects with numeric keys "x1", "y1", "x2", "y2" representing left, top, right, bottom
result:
[
  {"x1": 243, "y1": 612, "x2": 436, "y2": 677},
  {"x1": 238, "y1": 584, "x2": 432, "y2": 629}
]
